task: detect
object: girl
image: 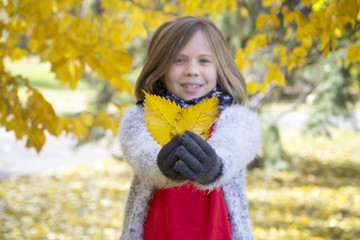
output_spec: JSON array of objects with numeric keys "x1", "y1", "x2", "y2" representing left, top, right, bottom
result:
[{"x1": 119, "y1": 16, "x2": 262, "y2": 240}]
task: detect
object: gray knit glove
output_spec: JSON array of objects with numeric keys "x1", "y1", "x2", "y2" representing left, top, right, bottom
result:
[
  {"x1": 174, "y1": 130, "x2": 222, "y2": 185},
  {"x1": 157, "y1": 136, "x2": 186, "y2": 181}
]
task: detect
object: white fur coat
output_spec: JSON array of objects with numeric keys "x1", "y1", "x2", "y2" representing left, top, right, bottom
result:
[{"x1": 119, "y1": 104, "x2": 262, "y2": 240}]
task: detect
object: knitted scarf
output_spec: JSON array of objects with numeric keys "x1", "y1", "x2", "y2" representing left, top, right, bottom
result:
[{"x1": 137, "y1": 86, "x2": 235, "y2": 113}]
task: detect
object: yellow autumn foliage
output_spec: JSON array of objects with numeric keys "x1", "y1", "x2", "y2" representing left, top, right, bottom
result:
[
  {"x1": 2, "y1": 129, "x2": 359, "y2": 240},
  {"x1": 243, "y1": 0, "x2": 360, "y2": 91},
  {"x1": 264, "y1": 63, "x2": 286, "y2": 87},
  {"x1": 345, "y1": 44, "x2": 360, "y2": 68},
  {"x1": 143, "y1": 91, "x2": 219, "y2": 146},
  {"x1": 255, "y1": 6, "x2": 280, "y2": 30},
  {"x1": 0, "y1": 0, "x2": 359, "y2": 152}
]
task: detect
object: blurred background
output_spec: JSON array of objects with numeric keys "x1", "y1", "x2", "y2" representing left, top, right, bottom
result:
[{"x1": 0, "y1": 0, "x2": 359, "y2": 239}]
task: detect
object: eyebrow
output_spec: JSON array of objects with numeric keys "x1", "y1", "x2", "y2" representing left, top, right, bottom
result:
[{"x1": 177, "y1": 53, "x2": 213, "y2": 58}]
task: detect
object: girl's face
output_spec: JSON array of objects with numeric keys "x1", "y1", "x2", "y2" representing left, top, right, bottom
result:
[{"x1": 164, "y1": 31, "x2": 217, "y2": 101}]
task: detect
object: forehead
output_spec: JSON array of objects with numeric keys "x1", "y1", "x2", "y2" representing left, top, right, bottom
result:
[{"x1": 178, "y1": 31, "x2": 213, "y2": 54}]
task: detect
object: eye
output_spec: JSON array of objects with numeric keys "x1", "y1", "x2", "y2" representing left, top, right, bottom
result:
[
  {"x1": 174, "y1": 57, "x2": 185, "y2": 63},
  {"x1": 200, "y1": 58, "x2": 211, "y2": 64}
]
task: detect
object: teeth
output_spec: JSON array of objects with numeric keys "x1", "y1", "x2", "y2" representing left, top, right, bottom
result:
[{"x1": 183, "y1": 84, "x2": 200, "y2": 88}]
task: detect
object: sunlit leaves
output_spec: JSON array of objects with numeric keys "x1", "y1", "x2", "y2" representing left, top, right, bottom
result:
[
  {"x1": 1, "y1": 0, "x2": 360, "y2": 151},
  {"x1": 255, "y1": 7, "x2": 280, "y2": 30},
  {"x1": 0, "y1": 71, "x2": 120, "y2": 152},
  {"x1": 143, "y1": 91, "x2": 182, "y2": 146},
  {"x1": 235, "y1": 49, "x2": 246, "y2": 70},
  {"x1": 256, "y1": 15, "x2": 273, "y2": 30},
  {"x1": 0, "y1": 159, "x2": 132, "y2": 239},
  {"x1": 239, "y1": 6, "x2": 250, "y2": 18},
  {"x1": 93, "y1": 111, "x2": 119, "y2": 136},
  {"x1": 1, "y1": 0, "x2": 239, "y2": 153},
  {"x1": 178, "y1": 0, "x2": 237, "y2": 16},
  {"x1": 143, "y1": 91, "x2": 219, "y2": 146},
  {"x1": 1, "y1": 0, "x2": 140, "y2": 152},
  {"x1": 246, "y1": 0, "x2": 360, "y2": 94},
  {"x1": 0, "y1": 73, "x2": 58, "y2": 153},
  {"x1": 9, "y1": 48, "x2": 29, "y2": 61},
  {"x1": 246, "y1": 82, "x2": 260, "y2": 95},
  {"x1": 273, "y1": 46, "x2": 288, "y2": 65},
  {"x1": 344, "y1": 44, "x2": 360, "y2": 68},
  {"x1": 262, "y1": 0, "x2": 284, "y2": 8},
  {"x1": 263, "y1": 62, "x2": 286, "y2": 87},
  {"x1": 52, "y1": 60, "x2": 85, "y2": 90},
  {"x1": 2, "y1": 0, "x2": 133, "y2": 92},
  {"x1": 248, "y1": 130, "x2": 360, "y2": 239},
  {"x1": 1, "y1": 130, "x2": 359, "y2": 239},
  {"x1": 286, "y1": 46, "x2": 308, "y2": 73},
  {"x1": 334, "y1": 0, "x2": 359, "y2": 29},
  {"x1": 245, "y1": 34, "x2": 268, "y2": 57},
  {"x1": 173, "y1": 95, "x2": 219, "y2": 140},
  {"x1": 26, "y1": 127, "x2": 46, "y2": 153}
]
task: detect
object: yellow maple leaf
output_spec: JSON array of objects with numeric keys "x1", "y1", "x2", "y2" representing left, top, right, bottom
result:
[
  {"x1": 143, "y1": 91, "x2": 219, "y2": 146},
  {"x1": 265, "y1": 65, "x2": 286, "y2": 87},
  {"x1": 273, "y1": 45, "x2": 288, "y2": 64},
  {"x1": 247, "y1": 81, "x2": 260, "y2": 95},
  {"x1": 256, "y1": 14, "x2": 272, "y2": 30},
  {"x1": 26, "y1": 127, "x2": 46, "y2": 154},
  {"x1": 171, "y1": 95, "x2": 219, "y2": 139},
  {"x1": 345, "y1": 44, "x2": 360, "y2": 68},
  {"x1": 143, "y1": 91, "x2": 182, "y2": 146},
  {"x1": 93, "y1": 111, "x2": 119, "y2": 135},
  {"x1": 240, "y1": 6, "x2": 249, "y2": 18},
  {"x1": 235, "y1": 49, "x2": 246, "y2": 70}
]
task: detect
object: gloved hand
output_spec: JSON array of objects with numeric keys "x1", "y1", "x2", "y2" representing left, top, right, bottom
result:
[
  {"x1": 174, "y1": 130, "x2": 222, "y2": 185},
  {"x1": 157, "y1": 136, "x2": 186, "y2": 181}
]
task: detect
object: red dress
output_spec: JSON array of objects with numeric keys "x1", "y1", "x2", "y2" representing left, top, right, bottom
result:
[
  {"x1": 143, "y1": 182, "x2": 232, "y2": 240},
  {"x1": 143, "y1": 124, "x2": 232, "y2": 240}
]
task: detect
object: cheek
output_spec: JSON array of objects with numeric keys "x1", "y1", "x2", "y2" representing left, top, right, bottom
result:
[
  {"x1": 206, "y1": 68, "x2": 218, "y2": 85},
  {"x1": 165, "y1": 67, "x2": 181, "y2": 83},
  {"x1": 164, "y1": 70, "x2": 176, "y2": 90}
]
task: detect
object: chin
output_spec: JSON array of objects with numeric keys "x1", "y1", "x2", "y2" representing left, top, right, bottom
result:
[{"x1": 183, "y1": 95, "x2": 202, "y2": 101}]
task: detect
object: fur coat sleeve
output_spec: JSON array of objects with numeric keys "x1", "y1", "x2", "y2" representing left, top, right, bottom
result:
[
  {"x1": 119, "y1": 105, "x2": 185, "y2": 188},
  {"x1": 119, "y1": 104, "x2": 261, "y2": 190},
  {"x1": 195, "y1": 104, "x2": 262, "y2": 190}
]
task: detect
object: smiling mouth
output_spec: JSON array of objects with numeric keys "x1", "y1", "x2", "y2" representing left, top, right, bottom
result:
[{"x1": 182, "y1": 84, "x2": 202, "y2": 88}]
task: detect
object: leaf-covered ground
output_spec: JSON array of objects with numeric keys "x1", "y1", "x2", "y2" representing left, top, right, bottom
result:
[
  {"x1": 249, "y1": 130, "x2": 360, "y2": 240},
  {"x1": 1, "y1": 130, "x2": 359, "y2": 240}
]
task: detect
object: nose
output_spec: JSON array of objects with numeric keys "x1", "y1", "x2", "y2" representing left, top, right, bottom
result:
[{"x1": 184, "y1": 61, "x2": 199, "y2": 77}]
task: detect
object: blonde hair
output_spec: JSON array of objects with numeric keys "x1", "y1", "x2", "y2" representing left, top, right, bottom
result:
[{"x1": 134, "y1": 16, "x2": 247, "y2": 104}]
